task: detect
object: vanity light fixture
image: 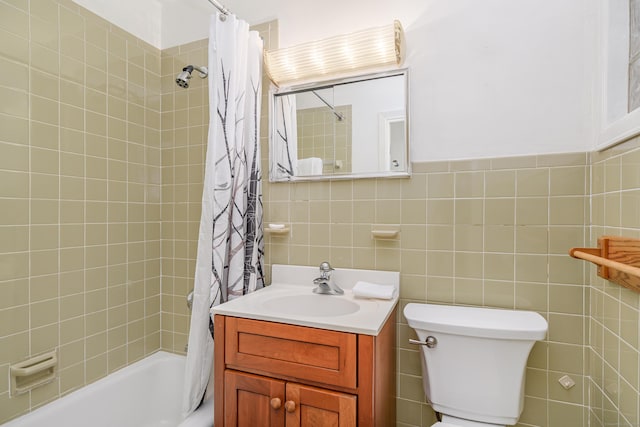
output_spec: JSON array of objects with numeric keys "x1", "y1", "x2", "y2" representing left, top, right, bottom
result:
[{"x1": 264, "y1": 20, "x2": 404, "y2": 86}]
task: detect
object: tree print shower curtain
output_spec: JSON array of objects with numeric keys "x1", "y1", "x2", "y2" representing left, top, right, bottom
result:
[
  {"x1": 183, "y1": 13, "x2": 264, "y2": 416},
  {"x1": 270, "y1": 94, "x2": 298, "y2": 180}
]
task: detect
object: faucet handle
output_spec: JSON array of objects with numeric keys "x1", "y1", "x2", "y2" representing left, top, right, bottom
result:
[
  {"x1": 319, "y1": 261, "x2": 334, "y2": 273},
  {"x1": 319, "y1": 261, "x2": 334, "y2": 279}
]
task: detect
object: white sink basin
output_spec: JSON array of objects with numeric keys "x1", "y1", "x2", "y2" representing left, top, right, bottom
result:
[
  {"x1": 260, "y1": 294, "x2": 360, "y2": 317},
  {"x1": 211, "y1": 264, "x2": 400, "y2": 335}
]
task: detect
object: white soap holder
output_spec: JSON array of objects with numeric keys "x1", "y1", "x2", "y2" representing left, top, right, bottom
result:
[
  {"x1": 371, "y1": 224, "x2": 400, "y2": 240},
  {"x1": 264, "y1": 224, "x2": 290, "y2": 235}
]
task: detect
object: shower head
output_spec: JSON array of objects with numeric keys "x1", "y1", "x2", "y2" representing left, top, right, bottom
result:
[{"x1": 175, "y1": 65, "x2": 208, "y2": 88}]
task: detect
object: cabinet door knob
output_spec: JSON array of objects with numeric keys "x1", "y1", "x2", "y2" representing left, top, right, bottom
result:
[
  {"x1": 270, "y1": 397, "x2": 282, "y2": 409},
  {"x1": 284, "y1": 400, "x2": 296, "y2": 413}
]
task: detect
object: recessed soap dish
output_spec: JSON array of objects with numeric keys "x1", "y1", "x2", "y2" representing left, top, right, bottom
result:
[{"x1": 10, "y1": 349, "x2": 58, "y2": 396}]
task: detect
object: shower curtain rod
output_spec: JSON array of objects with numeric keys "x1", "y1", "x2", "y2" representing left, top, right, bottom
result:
[
  {"x1": 312, "y1": 90, "x2": 344, "y2": 121},
  {"x1": 206, "y1": 0, "x2": 230, "y2": 15}
]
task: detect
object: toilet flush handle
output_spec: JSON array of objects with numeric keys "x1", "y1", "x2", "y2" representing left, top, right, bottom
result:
[{"x1": 409, "y1": 336, "x2": 438, "y2": 348}]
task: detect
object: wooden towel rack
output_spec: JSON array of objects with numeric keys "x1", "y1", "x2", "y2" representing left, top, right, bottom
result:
[{"x1": 569, "y1": 236, "x2": 640, "y2": 292}]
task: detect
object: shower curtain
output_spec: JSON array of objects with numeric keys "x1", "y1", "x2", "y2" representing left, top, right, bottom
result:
[
  {"x1": 270, "y1": 95, "x2": 298, "y2": 179},
  {"x1": 183, "y1": 13, "x2": 264, "y2": 416}
]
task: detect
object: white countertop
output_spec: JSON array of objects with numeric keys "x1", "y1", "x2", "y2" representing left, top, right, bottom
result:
[{"x1": 211, "y1": 264, "x2": 399, "y2": 336}]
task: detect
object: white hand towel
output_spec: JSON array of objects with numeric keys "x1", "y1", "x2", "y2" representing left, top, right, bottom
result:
[
  {"x1": 352, "y1": 281, "x2": 396, "y2": 300},
  {"x1": 297, "y1": 157, "x2": 323, "y2": 176}
]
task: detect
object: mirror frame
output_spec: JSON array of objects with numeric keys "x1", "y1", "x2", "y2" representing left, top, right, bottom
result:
[{"x1": 268, "y1": 69, "x2": 410, "y2": 182}]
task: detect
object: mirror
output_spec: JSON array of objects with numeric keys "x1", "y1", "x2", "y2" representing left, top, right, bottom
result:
[{"x1": 269, "y1": 70, "x2": 409, "y2": 181}]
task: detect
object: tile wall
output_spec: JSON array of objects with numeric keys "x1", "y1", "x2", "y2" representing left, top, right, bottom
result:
[
  {"x1": 0, "y1": 0, "x2": 162, "y2": 422},
  {"x1": 297, "y1": 105, "x2": 352, "y2": 174},
  {"x1": 263, "y1": 154, "x2": 591, "y2": 427},
  {"x1": 159, "y1": 38, "x2": 208, "y2": 354},
  {"x1": 590, "y1": 137, "x2": 640, "y2": 427}
]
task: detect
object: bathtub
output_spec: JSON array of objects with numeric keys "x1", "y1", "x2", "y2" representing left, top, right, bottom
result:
[{"x1": 3, "y1": 351, "x2": 214, "y2": 427}]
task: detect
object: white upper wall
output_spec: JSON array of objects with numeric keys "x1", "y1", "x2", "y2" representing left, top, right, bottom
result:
[
  {"x1": 73, "y1": 0, "x2": 163, "y2": 47},
  {"x1": 72, "y1": 0, "x2": 212, "y2": 49},
  {"x1": 74, "y1": 0, "x2": 600, "y2": 161}
]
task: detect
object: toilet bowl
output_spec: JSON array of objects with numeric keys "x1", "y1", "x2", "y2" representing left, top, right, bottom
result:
[{"x1": 403, "y1": 303, "x2": 547, "y2": 427}]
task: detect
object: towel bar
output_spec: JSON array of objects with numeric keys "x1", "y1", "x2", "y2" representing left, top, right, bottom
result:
[{"x1": 569, "y1": 236, "x2": 640, "y2": 292}]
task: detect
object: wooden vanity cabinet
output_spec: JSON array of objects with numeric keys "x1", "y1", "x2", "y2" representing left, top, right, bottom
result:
[
  {"x1": 214, "y1": 311, "x2": 396, "y2": 427},
  {"x1": 225, "y1": 370, "x2": 356, "y2": 427}
]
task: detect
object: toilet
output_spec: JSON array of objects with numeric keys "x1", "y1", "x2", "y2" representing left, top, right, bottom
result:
[{"x1": 403, "y1": 303, "x2": 548, "y2": 427}]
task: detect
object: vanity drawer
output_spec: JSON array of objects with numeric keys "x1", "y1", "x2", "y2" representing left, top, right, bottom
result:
[{"x1": 224, "y1": 317, "x2": 357, "y2": 389}]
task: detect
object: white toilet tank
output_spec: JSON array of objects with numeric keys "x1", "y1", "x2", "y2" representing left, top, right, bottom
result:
[{"x1": 403, "y1": 303, "x2": 548, "y2": 426}]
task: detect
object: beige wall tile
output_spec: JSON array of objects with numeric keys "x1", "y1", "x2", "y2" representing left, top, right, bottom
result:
[
  {"x1": 517, "y1": 168, "x2": 549, "y2": 197},
  {"x1": 0, "y1": 87, "x2": 28, "y2": 119},
  {"x1": 0, "y1": 305, "x2": 29, "y2": 336},
  {"x1": 484, "y1": 280, "x2": 515, "y2": 308},
  {"x1": 30, "y1": 274, "x2": 58, "y2": 303},
  {"x1": 485, "y1": 170, "x2": 515, "y2": 197},
  {"x1": 0, "y1": 142, "x2": 28, "y2": 172},
  {"x1": 0, "y1": 2, "x2": 29, "y2": 39},
  {"x1": 401, "y1": 174, "x2": 427, "y2": 199},
  {"x1": 548, "y1": 401, "x2": 584, "y2": 426},
  {"x1": 30, "y1": 70, "x2": 59, "y2": 101},
  {"x1": 31, "y1": 324, "x2": 59, "y2": 357},
  {"x1": 455, "y1": 199, "x2": 483, "y2": 225},
  {"x1": 0, "y1": 28, "x2": 29, "y2": 65},
  {"x1": 484, "y1": 253, "x2": 514, "y2": 281},
  {"x1": 525, "y1": 367, "x2": 548, "y2": 400},
  {"x1": 426, "y1": 199, "x2": 454, "y2": 225},
  {"x1": 454, "y1": 278, "x2": 483, "y2": 304},
  {"x1": 455, "y1": 171, "x2": 484, "y2": 198},
  {"x1": 516, "y1": 197, "x2": 549, "y2": 225},
  {"x1": 550, "y1": 196, "x2": 586, "y2": 225},
  {"x1": 0, "y1": 279, "x2": 28, "y2": 310},
  {"x1": 0, "y1": 4, "x2": 165, "y2": 423},
  {"x1": 427, "y1": 173, "x2": 454, "y2": 198},
  {"x1": 455, "y1": 224, "x2": 483, "y2": 252},
  {"x1": 426, "y1": 251, "x2": 453, "y2": 277},
  {"x1": 0, "y1": 170, "x2": 27, "y2": 199},
  {"x1": 485, "y1": 198, "x2": 515, "y2": 225},
  {"x1": 0, "y1": 114, "x2": 29, "y2": 146},
  {"x1": 454, "y1": 252, "x2": 483, "y2": 278}
]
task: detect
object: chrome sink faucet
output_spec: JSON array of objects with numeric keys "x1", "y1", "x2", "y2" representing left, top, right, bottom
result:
[{"x1": 312, "y1": 262, "x2": 344, "y2": 295}]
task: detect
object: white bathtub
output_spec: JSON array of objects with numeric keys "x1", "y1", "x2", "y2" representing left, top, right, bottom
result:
[{"x1": 3, "y1": 351, "x2": 214, "y2": 427}]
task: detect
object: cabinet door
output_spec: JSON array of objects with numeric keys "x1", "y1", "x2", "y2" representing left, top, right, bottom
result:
[
  {"x1": 225, "y1": 370, "x2": 286, "y2": 427},
  {"x1": 285, "y1": 383, "x2": 357, "y2": 427}
]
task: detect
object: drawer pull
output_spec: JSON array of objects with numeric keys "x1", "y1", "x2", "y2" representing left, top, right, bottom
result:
[
  {"x1": 284, "y1": 400, "x2": 296, "y2": 413},
  {"x1": 270, "y1": 397, "x2": 282, "y2": 409}
]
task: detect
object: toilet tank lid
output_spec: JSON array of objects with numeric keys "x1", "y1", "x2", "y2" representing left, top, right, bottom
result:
[{"x1": 404, "y1": 303, "x2": 548, "y2": 340}]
